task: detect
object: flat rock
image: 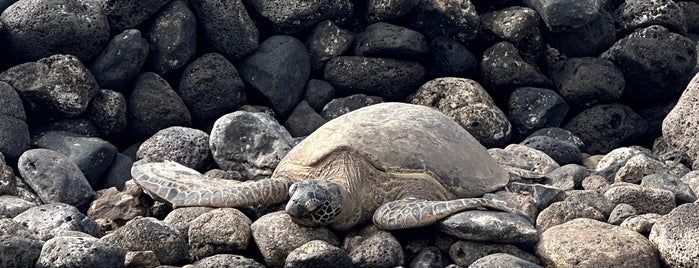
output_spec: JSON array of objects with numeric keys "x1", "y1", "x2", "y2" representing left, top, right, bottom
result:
[
  {"x1": 37, "y1": 236, "x2": 126, "y2": 267},
  {"x1": 89, "y1": 29, "x2": 149, "y2": 91},
  {"x1": 137, "y1": 126, "x2": 211, "y2": 170},
  {"x1": 469, "y1": 253, "x2": 542, "y2": 268},
  {"x1": 604, "y1": 184, "x2": 676, "y2": 214},
  {"x1": 13, "y1": 203, "x2": 101, "y2": 241},
  {"x1": 147, "y1": 0, "x2": 197, "y2": 77},
  {"x1": 188, "y1": 208, "x2": 252, "y2": 259},
  {"x1": 563, "y1": 103, "x2": 647, "y2": 154},
  {"x1": 344, "y1": 225, "x2": 405, "y2": 268},
  {"x1": 88, "y1": 89, "x2": 128, "y2": 140},
  {"x1": 550, "y1": 57, "x2": 624, "y2": 111},
  {"x1": 101, "y1": 217, "x2": 189, "y2": 266},
  {"x1": 285, "y1": 240, "x2": 354, "y2": 268},
  {"x1": 535, "y1": 218, "x2": 659, "y2": 267},
  {"x1": 189, "y1": 0, "x2": 258, "y2": 60},
  {"x1": 17, "y1": 149, "x2": 95, "y2": 206},
  {"x1": 323, "y1": 56, "x2": 425, "y2": 100},
  {"x1": 440, "y1": 210, "x2": 538, "y2": 246},
  {"x1": 305, "y1": 20, "x2": 354, "y2": 74},
  {"x1": 354, "y1": 22, "x2": 428, "y2": 59},
  {"x1": 30, "y1": 119, "x2": 99, "y2": 143},
  {"x1": 247, "y1": 0, "x2": 352, "y2": 34},
  {"x1": 127, "y1": 72, "x2": 191, "y2": 140}
]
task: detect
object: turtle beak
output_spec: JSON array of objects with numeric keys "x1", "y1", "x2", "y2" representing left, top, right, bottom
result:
[{"x1": 285, "y1": 201, "x2": 318, "y2": 226}]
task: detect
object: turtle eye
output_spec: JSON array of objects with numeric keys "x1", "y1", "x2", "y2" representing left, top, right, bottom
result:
[{"x1": 305, "y1": 199, "x2": 321, "y2": 212}]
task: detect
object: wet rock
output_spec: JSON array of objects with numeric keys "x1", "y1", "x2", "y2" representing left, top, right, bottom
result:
[
  {"x1": 608, "y1": 203, "x2": 638, "y2": 225},
  {"x1": 481, "y1": 42, "x2": 551, "y2": 98},
  {"x1": 410, "y1": 77, "x2": 510, "y2": 147},
  {"x1": 663, "y1": 73, "x2": 699, "y2": 164},
  {"x1": 178, "y1": 53, "x2": 246, "y2": 125},
  {"x1": 522, "y1": 0, "x2": 602, "y2": 32},
  {"x1": 285, "y1": 240, "x2": 354, "y2": 268},
  {"x1": 323, "y1": 56, "x2": 425, "y2": 100},
  {"x1": 550, "y1": 57, "x2": 625, "y2": 111},
  {"x1": 546, "y1": 9, "x2": 617, "y2": 57},
  {"x1": 101, "y1": 217, "x2": 189, "y2": 265},
  {"x1": 621, "y1": 213, "x2": 663, "y2": 234},
  {"x1": 408, "y1": 0, "x2": 480, "y2": 43},
  {"x1": 480, "y1": 6, "x2": 544, "y2": 64},
  {"x1": 0, "y1": 54, "x2": 98, "y2": 120},
  {"x1": 13, "y1": 203, "x2": 101, "y2": 241},
  {"x1": 563, "y1": 103, "x2": 647, "y2": 154},
  {"x1": 0, "y1": 235, "x2": 43, "y2": 268},
  {"x1": 87, "y1": 187, "x2": 149, "y2": 230},
  {"x1": 148, "y1": 0, "x2": 197, "y2": 77},
  {"x1": 602, "y1": 25, "x2": 696, "y2": 104},
  {"x1": 188, "y1": 208, "x2": 252, "y2": 259},
  {"x1": 469, "y1": 253, "x2": 542, "y2": 268},
  {"x1": 0, "y1": 0, "x2": 109, "y2": 62},
  {"x1": 614, "y1": 0, "x2": 687, "y2": 34},
  {"x1": 535, "y1": 200, "x2": 606, "y2": 232},
  {"x1": 440, "y1": 211, "x2": 538, "y2": 246},
  {"x1": 0, "y1": 195, "x2": 35, "y2": 217},
  {"x1": 284, "y1": 101, "x2": 327, "y2": 137},
  {"x1": 320, "y1": 94, "x2": 384, "y2": 120},
  {"x1": 305, "y1": 20, "x2": 354, "y2": 74},
  {"x1": 127, "y1": 72, "x2": 191, "y2": 141},
  {"x1": 189, "y1": 0, "x2": 258, "y2": 61},
  {"x1": 209, "y1": 110, "x2": 294, "y2": 180},
  {"x1": 17, "y1": 149, "x2": 95, "y2": 206},
  {"x1": 103, "y1": 0, "x2": 172, "y2": 33},
  {"x1": 508, "y1": 87, "x2": 568, "y2": 139},
  {"x1": 303, "y1": 79, "x2": 335, "y2": 113},
  {"x1": 604, "y1": 184, "x2": 676, "y2": 214},
  {"x1": 89, "y1": 29, "x2": 149, "y2": 91},
  {"x1": 251, "y1": 211, "x2": 339, "y2": 268},
  {"x1": 35, "y1": 131, "x2": 117, "y2": 187},
  {"x1": 614, "y1": 154, "x2": 668, "y2": 184},
  {"x1": 344, "y1": 225, "x2": 405, "y2": 268},
  {"x1": 37, "y1": 236, "x2": 126, "y2": 267},
  {"x1": 536, "y1": 218, "x2": 659, "y2": 267},
  {"x1": 649, "y1": 203, "x2": 699, "y2": 267},
  {"x1": 247, "y1": 0, "x2": 352, "y2": 34},
  {"x1": 354, "y1": 22, "x2": 428, "y2": 59},
  {"x1": 88, "y1": 89, "x2": 128, "y2": 140},
  {"x1": 137, "y1": 126, "x2": 211, "y2": 170},
  {"x1": 427, "y1": 36, "x2": 479, "y2": 78},
  {"x1": 239, "y1": 35, "x2": 310, "y2": 119},
  {"x1": 193, "y1": 254, "x2": 264, "y2": 267},
  {"x1": 449, "y1": 240, "x2": 539, "y2": 267}
]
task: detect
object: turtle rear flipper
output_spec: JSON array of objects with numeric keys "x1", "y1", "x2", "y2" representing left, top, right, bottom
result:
[
  {"x1": 372, "y1": 197, "x2": 515, "y2": 230},
  {"x1": 131, "y1": 161, "x2": 292, "y2": 208}
]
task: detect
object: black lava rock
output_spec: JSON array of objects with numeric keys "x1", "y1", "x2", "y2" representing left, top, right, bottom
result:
[
  {"x1": 127, "y1": 72, "x2": 192, "y2": 141},
  {"x1": 508, "y1": 87, "x2": 568, "y2": 139},
  {"x1": 148, "y1": 0, "x2": 197, "y2": 78},
  {"x1": 321, "y1": 94, "x2": 384, "y2": 120},
  {"x1": 304, "y1": 79, "x2": 336, "y2": 113},
  {"x1": 305, "y1": 20, "x2": 354, "y2": 74},
  {"x1": 480, "y1": 6, "x2": 544, "y2": 64},
  {"x1": 247, "y1": 0, "x2": 353, "y2": 34},
  {"x1": 522, "y1": 0, "x2": 602, "y2": 32},
  {"x1": 103, "y1": 0, "x2": 172, "y2": 33},
  {"x1": 89, "y1": 29, "x2": 150, "y2": 92},
  {"x1": 364, "y1": 0, "x2": 419, "y2": 23},
  {"x1": 528, "y1": 127, "x2": 585, "y2": 149},
  {"x1": 428, "y1": 36, "x2": 479, "y2": 78},
  {"x1": 550, "y1": 57, "x2": 625, "y2": 111},
  {"x1": 0, "y1": 115, "x2": 30, "y2": 159},
  {"x1": 546, "y1": 9, "x2": 617, "y2": 57},
  {"x1": 522, "y1": 135, "x2": 583, "y2": 165},
  {"x1": 189, "y1": 0, "x2": 259, "y2": 61},
  {"x1": 614, "y1": 0, "x2": 687, "y2": 35},
  {"x1": 284, "y1": 101, "x2": 327, "y2": 137},
  {"x1": 563, "y1": 103, "x2": 648, "y2": 154},
  {"x1": 88, "y1": 89, "x2": 128, "y2": 140},
  {"x1": 481, "y1": 41, "x2": 551, "y2": 99},
  {"x1": 323, "y1": 56, "x2": 425, "y2": 100},
  {"x1": 353, "y1": 22, "x2": 429, "y2": 59}
]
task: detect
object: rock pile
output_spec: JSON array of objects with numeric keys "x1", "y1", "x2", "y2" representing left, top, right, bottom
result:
[{"x1": 1, "y1": 0, "x2": 699, "y2": 267}]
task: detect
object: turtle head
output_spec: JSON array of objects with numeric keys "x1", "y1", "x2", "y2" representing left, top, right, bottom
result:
[{"x1": 285, "y1": 180, "x2": 343, "y2": 226}]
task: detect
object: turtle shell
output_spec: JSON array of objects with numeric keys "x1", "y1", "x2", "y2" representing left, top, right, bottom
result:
[{"x1": 274, "y1": 102, "x2": 509, "y2": 198}]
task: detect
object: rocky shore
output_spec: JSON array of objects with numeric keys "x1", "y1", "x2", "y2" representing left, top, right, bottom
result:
[{"x1": 1, "y1": 0, "x2": 699, "y2": 267}]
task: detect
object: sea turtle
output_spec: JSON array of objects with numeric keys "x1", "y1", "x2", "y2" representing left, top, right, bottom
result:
[{"x1": 132, "y1": 102, "x2": 513, "y2": 230}]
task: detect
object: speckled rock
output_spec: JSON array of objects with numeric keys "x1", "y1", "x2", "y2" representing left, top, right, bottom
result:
[
  {"x1": 488, "y1": 144, "x2": 560, "y2": 176},
  {"x1": 0, "y1": 115, "x2": 29, "y2": 159},
  {"x1": 344, "y1": 225, "x2": 405, "y2": 268},
  {"x1": 614, "y1": 154, "x2": 668, "y2": 184},
  {"x1": 37, "y1": 236, "x2": 126, "y2": 268},
  {"x1": 0, "y1": 218, "x2": 39, "y2": 240},
  {"x1": 103, "y1": 0, "x2": 172, "y2": 33},
  {"x1": 88, "y1": 89, "x2": 128, "y2": 140},
  {"x1": 563, "y1": 103, "x2": 647, "y2": 154},
  {"x1": 479, "y1": 6, "x2": 544, "y2": 64},
  {"x1": 239, "y1": 35, "x2": 310, "y2": 118},
  {"x1": 481, "y1": 42, "x2": 551, "y2": 98},
  {"x1": 323, "y1": 56, "x2": 425, "y2": 100},
  {"x1": 621, "y1": 213, "x2": 663, "y2": 234},
  {"x1": 320, "y1": 94, "x2": 384, "y2": 120},
  {"x1": 30, "y1": 119, "x2": 99, "y2": 142},
  {"x1": 354, "y1": 22, "x2": 428, "y2": 59},
  {"x1": 124, "y1": 250, "x2": 161, "y2": 268},
  {"x1": 679, "y1": 1, "x2": 699, "y2": 32},
  {"x1": 251, "y1": 211, "x2": 340, "y2": 268},
  {"x1": 564, "y1": 190, "x2": 615, "y2": 218},
  {"x1": 247, "y1": 0, "x2": 351, "y2": 34},
  {"x1": 187, "y1": 0, "x2": 259, "y2": 61},
  {"x1": 595, "y1": 147, "x2": 650, "y2": 171},
  {"x1": 614, "y1": 0, "x2": 687, "y2": 34},
  {"x1": 550, "y1": 57, "x2": 625, "y2": 111},
  {"x1": 440, "y1": 211, "x2": 538, "y2": 246},
  {"x1": 364, "y1": 0, "x2": 418, "y2": 22},
  {"x1": 89, "y1": 29, "x2": 149, "y2": 91},
  {"x1": 0, "y1": 235, "x2": 43, "y2": 268},
  {"x1": 536, "y1": 218, "x2": 659, "y2": 267},
  {"x1": 13, "y1": 203, "x2": 101, "y2": 241},
  {"x1": 0, "y1": 81, "x2": 25, "y2": 121},
  {"x1": 469, "y1": 253, "x2": 543, "y2": 268},
  {"x1": 409, "y1": 77, "x2": 511, "y2": 147},
  {"x1": 650, "y1": 203, "x2": 699, "y2": 267},
  {"x1": 101, "y1": 217, "x2": 189, "y2": 265},
  {"x1": 285, "y1": 240, "x2": 354, "y2": 268},
  {"x1": 604, "y1": 184, "x2": 676, "y2": 214},
  {"x1": 641, "y1": 173, "x2": 697, "y2": 204},
  {"x1": 663, "y1": 73, "x2": 699, "y2": 165},
  {"x1": 546, "y1": 9, "x2": 617, "y2": 57},
  {"x1": 209, "y1": 110, "x2": 294, "y2": 180},
  {"x1": 147, "y1": 0, "x2": 197, "y2": 78},
  {"x1": 608, "y1": 203, "x2": 638, "y2": 225},
  {"x1": 508, "y1": 87, "x2": 568, "y2": 139},
  {"x1": 137, "y1": 126, "x2": 211, "y2": 170},
  {"x1": 528, "y1": 127, "x2": 584, "y2": 149},
  {"x1": 522, "y1": 0, "x2": 602, "y2": 32},
  {"x1": 449, "y1": 240, "x2": 539, "y2": 267},
  {"x1": 127, "y1": 72, "x2": 192, "y2": 141},
  {"x1": 178, "y1": 53, "x2": 246, "y2": 125},
  {"x1": 17, "y1": 149, "x2": 95, "y2": 206},
  {"x1": 163, "y1": 207, "x2": 214, "y2": 243},
  {"x1": 192, "y1": 254, "x2": 264, "y2": 268},
  {"x1": 0, "y1": 195, "x2": 35, "y2": 217},
  {"x1": 305, "y1": 20, "x2": 354, "y2": 74},
  {"x1": 408, "y1": 0, "x2": 480, "y2": 43},
  {"x1": 535, "y1": 200, "x2": 606, "y2": 232},
  {"x1": 0, "y1": 0, "x2": 109, "y2": 62},
  {"x1": 188, "y1": 208, "x2": 252, "y2": 259},
  {"x1": 284, "y1": 101, "x2": 327, "y2": 137}
]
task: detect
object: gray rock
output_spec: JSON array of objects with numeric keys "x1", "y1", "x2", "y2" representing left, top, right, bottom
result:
[
  {"x1": 563, "y1": 103, "x2": 647, "y2": 154},
  {"x1": 137, "y1": 126, "x2": 211, "y2": 170},
  {"x1": 528, "y1": 127, "x2": 584, "y2": 148},
  {"x1": 536, "y1": 218, "x2": 659, "y2": 267},
  {"x1": 550, "y1": 57, "x2": 624, "y2": 111},
  {"x1": 239, "y1": 35, "x2": 310, "y2": 118},
  {"x1": 546, "y1": 9, "x2": 617, "y2": 57},
  {"x1": 602, "y1": 25, "x2": 696, "y2": 104},
  {"x1": 614, "y1": 0, "x2": 687, "y2": 34},
  {"x1": 210, "y1": 110, "x2": 294, "y2": 180},
  {"x1": 449, "y1": 240, "x2": 539, "y2": 267},
  {"x1": 103, "y1": 0, "x2": 172, "y2": 33},
  {"x1": 481, "y1": 42, "x2": 551, "y2": 98},
  {"x1": 178, "y1": 53, "x2": 246, "y2": 125},
  {"x1": 641, "y1": 173, "x2": 697, "y2": 204},
  {"x1": 663, "y1": 72, "x2": 699, "y2": 165},
  {"x1": 0, "y1": 54, "x2": 98, "y2": 119},
  {"x1": 0, "y1": 235, "x2": 43, "y2": 268},
  {"x1": 364, "y1": 0, "x2": 418, "y2": 22},
  {"x1": 88, "y1": 89, "x2": 128, "y2": 140},
  {"x1": 545, "y1": 164, "x2": 590, "y2": 190},
  {"x1": 303, "y1": 79, "x2": 335, "y2": 112},
  {"x1": 679, "y1": 0, "x2": 699, "y2": 32},
  {"x1": 163, "y1": 207, "x2": 214, "y2": 243},
  {"x1": 305, "y1": 20, "x2": 354, "y2": 74},
  {"x1": 408, "y1": 0, "x2": 480, "y2": 43},
  {"x1": 127, "y1": 72, "x2": 192, "y2": 140},
  {"x1": 0, "y1": 195, "x2": 35, "y2": 217},
  {"x1": 247, "y1": 0, "x2": 352, "y2": 34},
  {"x1": 508, "y1": 87, "x2": 568, "y2": 139},
  {"x1": 409, "y1": 246, "x2": 446, "y2": 268},
  {"x1": 650, "y1": 203, "x2": 699, "y2": 267},
  {"x1": 621, "y1": 213, "x2": 663, "y2": 234},
  {"x1": 13, "y1": 203, "x2": 101, "y2": 241},
  {"x1": 251, "y1": 211, "x2": 339, "y2": 268},
  {"x1": 506, "y1": 182, "x2": 566, "y2": 213},
  {"x1": 614, "y1": 154, "x2": 668, "y2": 184},
  {"x1": 101, "y1": 153, "x2": 134, "y2": 190},
  {"x1": 480, "y1": 6, "x2": 544, "y2": 63},
  {"x1": 521, "y1": 135, "x2": 581, "y2": 166},
  {"x1": 320, "y1": 94, "x2": 384, "y2": 120},
  {"x1": 604, "y1": 184, "x2": 676, "y2": 214},
  {"x1": 0, "y1": 115, "x2": 29, "y2": 159},
  {"x1": 29, "y1": 119, "x2": 99, "y2": 143},
  {"x1": 469, "y1": 253, "x2": 543, "y2": 268},
  {"x1": 323, "y1": 56, "x2": 425, "y2": 100},
  {"x1": 124, "y1": 251, "x2": 161, "y2": 268},
  {"x1": 89, "y1": 29, "x2": 149, "y2": 91},
  {"x1": 35, "y1": 131, "x2": 117, "y2": 187},
  {"x1": 0, "y1": 217, "x2": 38, "y2": 240},
  {"x1": 440, "y1": 211, "x2": 538, "y2": 246},
  {"x1": 582, "y1": 175, "x2": 613, "y2": 193},
  {"x1": 564, "y1": 190, "x2": 614, "y2": 217},
  {"x1": 193, "y1": 254, "x2": 264, "y2": 268},
  {"x1": 535, "y1": 200, "x2": 606, "y2": 232},
  {"x1": 640, "y1": 102, "x2": 683, "y2": 152},
  {"x1": 354, "y1": 22, "x2": 428, "y2": 59},
  {"x1": 188, "y1": 208, "x2": 252, "y2": 259},
  {"x1": 17, "y1": 149, "x2": 95, "y2": 206},
  {"x1": 0, "y1": 0, "x2": 109, "y2": 62},
  {"x1": 608, "y1": 203, "x2": 638, "y2": 225},
  {"x1": 284, "y1": 101, "x2": 327, "y2": 137},
  {"x1": 285, "y1": 240, "x2": 354, "y2": 268},
  {"x1": 595, "y1": 147, "x2": 650, "y2": 171},
  {"x1": 681, "y1": 170, "x2": 699, "y2": 197},
  {"x1": 344, "y1": 225, "x2": 405, "y2": 268},
  {"x1": 189, "y1": 0, "x2": 258, "y2": 61},
  {"x1": 489, "y1": 144, "x2": 560, "y2": 176},
  {"x1": 148, "y1": 0, "x2": 197, "y2": 77},
  {"x1": 428, "y1": 36, "x2": 479, "y2": 78},
  {"x1": 101, "y1": 217, "x2": 189, "y2": 265},
  {"x1": 36, "y1": 236, "x2": 126, "y2": 268},
  {"x1": 522, "y1": 0, "x2": 602, "y2": 32},
  {"x1": 0, "y1": 81, "x2": 25, "y2": 120},
  {"x1": 0, "y1": 158, "x2": 13, "y2": 195}
]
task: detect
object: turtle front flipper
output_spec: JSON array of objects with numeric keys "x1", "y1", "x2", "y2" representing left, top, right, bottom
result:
[
  {"x1": 131, "y1": 161, "x2": 292, "y2": 208},
  {"x1": 372, "y1": 198, "x2": 514, "y2": 230}
]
